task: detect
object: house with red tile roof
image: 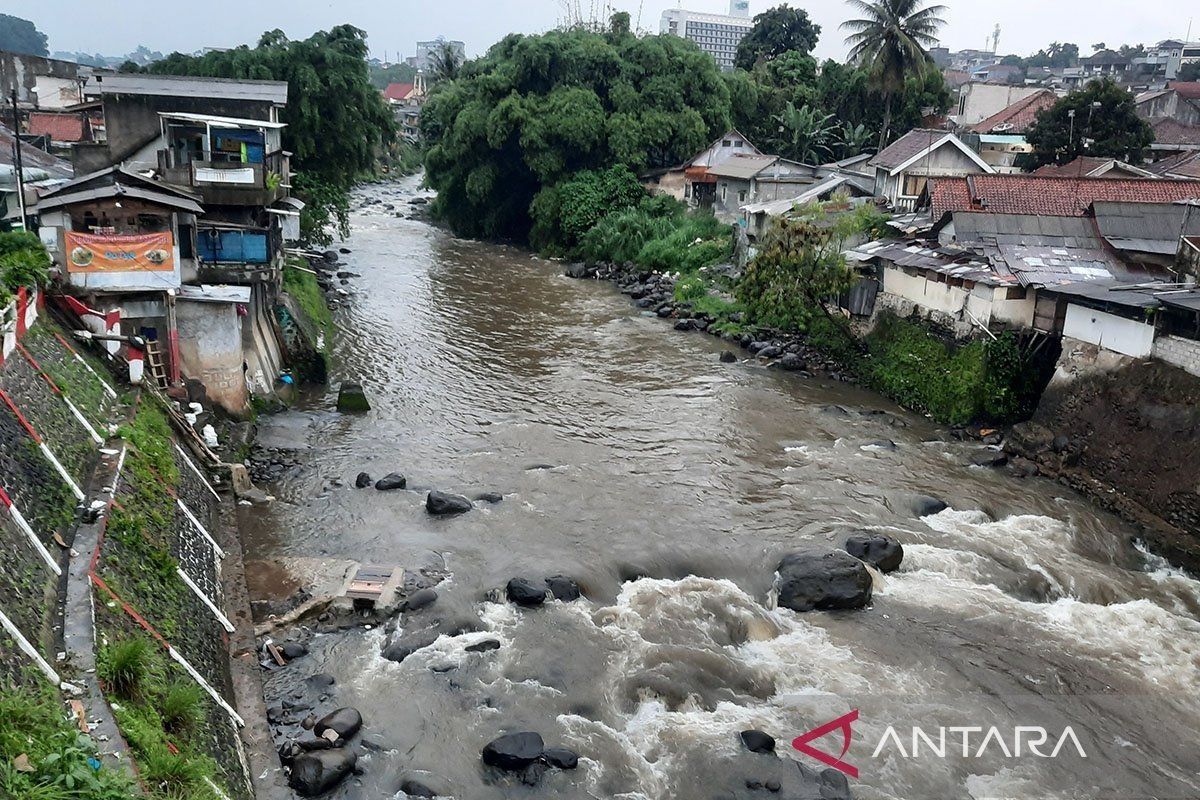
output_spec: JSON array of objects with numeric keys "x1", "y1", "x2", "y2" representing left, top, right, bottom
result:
[
  {"x1": 1150, "y1": 118, "x2": 1200, "y2": 157},
  {"x1": 383, "y1": 82, "x2": 417, "y2": 103},
  {"x1": 970, "y1": 90, "x2": 1058, "y2": 135},
  {"x1": 1032, "y1": 156, "x2": 1157, "y2": 179},
  {"x1": 928, "y1": 174, "x2": 1200, "y2": 219}
]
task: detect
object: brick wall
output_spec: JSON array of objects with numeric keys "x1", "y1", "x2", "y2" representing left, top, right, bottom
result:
[{"x1": 1154, "y1": 334, "x2": 1200, "y2": 378}]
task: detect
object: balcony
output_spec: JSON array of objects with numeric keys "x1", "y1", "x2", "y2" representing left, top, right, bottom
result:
[{"x1": 156, "y1": 112, "x2": 290, "y2": 207}]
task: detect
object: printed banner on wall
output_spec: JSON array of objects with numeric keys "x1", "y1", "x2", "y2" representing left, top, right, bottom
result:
[{"x1": 64, "y1": 232, "x2": 175, "y2": 273}]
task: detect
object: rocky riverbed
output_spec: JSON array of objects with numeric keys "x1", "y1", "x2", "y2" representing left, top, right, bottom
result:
[{"x1": 236, "y1": 178, "x2": 1200, "y2": 800}]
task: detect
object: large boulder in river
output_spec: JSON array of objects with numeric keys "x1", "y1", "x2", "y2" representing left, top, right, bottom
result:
[
  {"x1": 482, "y1": 731, "x2": 545, "y2": 770},
  {"x1": 314, "y1": 708, "x2": 362, "y2": 740},
  {"x1": 775, "y1": 550, "x2": 873, "y2": 612},
  {"x1": 289, "y1": 748, "x2": 357, "y2": 796},
  {"x1": 375, "y1": 473, "x2": 407, "y2": 491},
  {"x1": 355, "y1": 472, "x2": 373, "y2": 489},
  {"x1": 545, "y1": 575, "x2": 581, "y2": 602},
  {"x1": 739, "y1": 729, "x2": 776, "y2": 754},
  {"x1": 844, "y1": 533, "x2": 904, "y2": 573},
  {"x1": 506, "y1": 578, "x2": 547, "y2": 607},
  {"x1": 565, "y1": 262, "x2": 589, "y2": 279},
  {"x1": 909, "y1": 494, "x2": 948, "y2": 517},
  {"x1": 426, "y1": 491, "x2": 472, "y2": 515},
  {"x1": 541, "y1": 747, "x2": 579, "y2": 769}
]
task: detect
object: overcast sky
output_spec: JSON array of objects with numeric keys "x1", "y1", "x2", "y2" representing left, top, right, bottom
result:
[{"x1": 15, "y1": 0, "x2": 1199, "y2": 63}]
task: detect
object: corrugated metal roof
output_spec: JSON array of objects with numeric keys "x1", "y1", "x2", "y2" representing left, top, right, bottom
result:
[
  {"x1": 159, "y1": 112, "x2": 286, "y2": 130},
  {"x1": 1090, "y1": 201, "x2": 1200, "y2": 253},
  {"x1": 37, "y1": 183, "x2": 203, "y2": 214},
  {"x1": 848, "y1": 239, "x2": 1006, "y2": 286},
  {"x1": 94, "y1": 73, "x2": 288, "y2": 105},
  {"x1": 708, "y1": 155, "x2": 781, "y2": 180}
]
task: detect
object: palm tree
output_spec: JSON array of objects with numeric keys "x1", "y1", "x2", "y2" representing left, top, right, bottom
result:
[
  {"x1": 841, "y1": 0, "x2": 947, "y2": 150},
  {"x1": 429, "y1": 42, "x2": 464, "y2": 83}
]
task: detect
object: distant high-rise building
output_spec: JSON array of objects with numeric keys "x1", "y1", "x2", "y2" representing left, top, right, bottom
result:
[
  {"x1": 412, "y1": 37, "x2": 466, "y2": 73},
  {"x1": 660, "y1": 4, "x2": 755, "y2": 71}
]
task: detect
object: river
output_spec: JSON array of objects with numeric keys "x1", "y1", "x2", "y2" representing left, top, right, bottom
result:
[{"x1": 239, "y1": 177, "x2": 1200, "y2": 800}]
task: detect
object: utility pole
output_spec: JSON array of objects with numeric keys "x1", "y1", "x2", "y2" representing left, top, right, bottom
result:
[{"x1": 10, "y1": 90, "x2": 27, "y2": 231}]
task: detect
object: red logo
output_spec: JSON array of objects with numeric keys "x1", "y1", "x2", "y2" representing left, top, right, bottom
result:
[{"x1": 792, "y1": 709, "x2": 859, "y2": 778}]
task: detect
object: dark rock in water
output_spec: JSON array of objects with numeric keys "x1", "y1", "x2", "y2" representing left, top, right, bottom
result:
[
  {"x1": 400, "y1": 779, "x2": 437, "y2": 798},
  {"x1": 339, "y1": 247, "x2": 352, "y2": 255},
  {"x1": 426, "y1": 491, "x2": 472, "y2": 515},
  {"x1": 521, "y1": 761, "x2": 547, "y2": 786},
  {"x1": 765, "y1": 778, "x2": 782, "y2": 792},
  {"x1": 375, "y1": 473, "x2": 407, "y2": 491},
  {"x1": 818, "y1": 767, "x2": 851, "y2": 798},
  {"x1": 748, "y1": 340, "x2": 768, "y2": 354},
  {"x1": 674, "y1": 318, "x2": 696, "y2": 331},
  {"x1": 820, "y1": 405, "x2": 850, "y2": 417},
  {"x1": 777, "y1": 354, "x2": 807, "y2": 371},
  {"x1": 382, "y1": 630, "x2": 440, "y2": 663},
  {"x1": 314, "y1": 708, "x2": 362, "y2": 740},
  {"x1": 1052, "y1": 434, "x2": 1071, "y2": 453},
  {"x1": 289, "y1": 749, "x2": 357, "y2": 796},
  {"x1": 355, "y1": 472, "x2": 373, "y2": 489},
  {"x1": 280, "y1": 642, "x2": 309, "y2": 660},
  {"x1": 844, "y1": 533, "x2": 904, "y2": 573},
  {"x1": 307, "y1": 673, "x2": 336, "y2": 689},
  {"x1": 337, "y1": 383, "x2": 371, "y2": 413},
  {"x1": 322, "y1": 250, "x2": 339, "y2": 264},
  {"x1": 1009, "y1": 457, "x2": 1040, "y2": 478},
  {"x1": 301, "y1": 714, "x2": 316, "y2": 730},
  {"x1": 410, "y1": 197, "x2": 429, "y2": 205},
  {"x1": 297, "y1": 736, "x2": 335, "y2": 752},
  {"x1": 775, "y1": 550, "x2": 873, "y2": 612},
  {"x1": 506, "y1": 578, "x2": 547, "y2": 607},
  {"x1": 545, "y1": 575, "x2": 581, "y2": 602},
  {"x1": 720, "y1": 350, "x2": 738, "y2": 363},
  {"x1": 970, "y1": 449, "x2": 1009, "y2": 468},
  {"x1": 758, "y1": 345, "x2": 784, "y2": 359},
  {"x1": 862, "y1": 439, "x2": 897, "y2": 451},
  {"x1": 482, "y1": 731, "x2": 545, "y2": 770},
  {"x1": 525, "y1": 464, "x2": 557, "y2": 471},
  {"x1": 541, "y1": 747, "x2": 579, "y2": 769},
  {"x1": 565, "y1": 262, "x2": 589, "y2": 279},
  {"x1": 910, "y1": 495, "x2": 948, "y2": 517},
  {"x1": 655, "y1": 306, "x2": 673, "y2": 318},
  {"x1": 739, "y1": 729, "x2": 776, "y2": 754},
  {"x1": 474, "y1": 491, "x2": 504, "y2": 504},
  {"x1": 404, "y1": 588, "x2": 438, "y2": 611},
  {"x1": 466, "y1": 638, "x2": 501, "y2": 653}
]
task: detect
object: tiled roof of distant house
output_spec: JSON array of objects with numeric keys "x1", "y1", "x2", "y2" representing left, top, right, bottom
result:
[
  {"x1": 383, "y1": 82, "x2": 416, "y2": 101},
  {"x1": 0, "y1": 123, "x2": 73, "y2": 179},
  {"x1": 1151, "y1": 117, "x2": 1200, "y2": 146},
  {"x1": 970, "y1": 90, "x2": 1057, "y2": 134},
  {"x1": 1083, "y1": 50, "x2": 1131, "y2": 66},
  {"x1": 1167, "y1": 81, "x2": 1200, "y2": 100},
  {"x1": 1147, "y1": 151, "x2": 1200, "y2": 178},
  {"x1": 929, "y1": 174, "x2": 1200, "y2": 218},
  {"x1": 27, "y1": 112, "x2": 86, "y2": 142},
  {"x1": 1032, "y1": 156, "x2": 1157, "y2": 178}
]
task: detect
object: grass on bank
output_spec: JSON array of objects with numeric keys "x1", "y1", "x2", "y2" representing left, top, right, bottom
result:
[
  {"x1": 0, "y1": 680, "x2": 135, "y2": 800},
  {"x1": 283, "y1": 259, "x2": 334, "y2": 348}
]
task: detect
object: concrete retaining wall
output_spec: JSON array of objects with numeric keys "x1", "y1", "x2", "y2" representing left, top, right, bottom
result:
[{"x1": 1154, "y1": 334, "x2": 1200, "y2": 377}]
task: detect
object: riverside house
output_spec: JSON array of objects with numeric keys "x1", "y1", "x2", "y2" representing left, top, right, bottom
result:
[{"x1": 868, "y1": 129, "x2": 993, "y2": 212}]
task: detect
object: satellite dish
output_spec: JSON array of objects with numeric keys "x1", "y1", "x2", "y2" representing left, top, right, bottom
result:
[{"x1": 994, "y1": 122, "x2": 1015, "y2": 132}]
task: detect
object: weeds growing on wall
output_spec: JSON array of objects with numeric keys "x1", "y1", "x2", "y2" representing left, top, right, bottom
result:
[
  {"x1": 0, "y1": 680, "x2": 135, "y2": 800},
  {"x1": 283, "y1": 260, "x2": 333, "y2": 347}
]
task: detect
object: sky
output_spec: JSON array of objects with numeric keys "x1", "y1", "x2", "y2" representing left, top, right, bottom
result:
[{"x1": 14, "y1": 0, "x2": 1199, "y2": 63}]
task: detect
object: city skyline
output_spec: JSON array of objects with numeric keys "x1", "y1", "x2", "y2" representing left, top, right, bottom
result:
[{"x1": 14, "y1": 0, "x2": 1200, "y2": 66}]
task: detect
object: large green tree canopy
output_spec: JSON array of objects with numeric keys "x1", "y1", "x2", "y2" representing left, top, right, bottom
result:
[
  {"x1": 421, "y1": 26, "x2": 731, "y2": 241},
  {"x1": 0, "y1": 14, "x2": 48, "y2": 56},
  {"x1": 734, "y1": 4, "x2": 822, "y2": 70},
  {"x1": 1025, "y1": 78, "x2": 1154, "y2": 166}
]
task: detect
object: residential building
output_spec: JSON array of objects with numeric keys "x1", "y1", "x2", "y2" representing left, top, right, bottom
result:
[
  {"x1": 948, "y1": 49, "x2": 1000, "y2": 73},
  {"x1": 640, "y1": 130, "x2": 761, "y2": 207},
  {"x1": 0, "y1": 123, "x2": 73, "y2": 228},
  {"x1": 1131, "y1": 40, "x2": 1191, "y2": 84},
  {"x1": 955, "y1": 83, "x2": 1048, "y2": 127},
  {"x1": 740, "y1": 170, "x2": 875, "y2": 240},
  {"x1": 1146, "y1": 150, "x2": 1200, "y2": 178},
  {"x1": 383, "y1": 75, "x2": 427, "y2": 141},
  {"x1": 1080, "y1": 50, "x2": 1131, "y2": 80},
  {"x1": 1136, "y1": 85, "x2": 1200, "y2": 127},
  {"x1": 1032, "y1": 157, "x2": 1158, "y2": 179},
  {"x1": 970, "y1": 89, "x2": 1058, "y2": 135},
  {"x1": 970, "y1": 64, "x2": 1023, "y2": 85},
  {"x1": 660, "y1": 3, "x2": 755, "y2": 70},
  {"x1": 1149, "y1": 118, "x2": 1200, "y2": 158},
  {"x1": 410, "y1": 38, "x2": 465, "y2": 73},
  {"x1": 868, "y1": 129, "x2": 993, "y2": 211},
  {"x1": 0, "y1": 50, "x2": 93, "y2": 109},
  {"x1": 38, "y1": 73, "x2": 296, "y2": 414},
  {"x1": 707, "y1": 154, "x2": 816, "y2": 220},
  {"x1": 928, "y1": 174, "x2": 1200, "y2": 220}
]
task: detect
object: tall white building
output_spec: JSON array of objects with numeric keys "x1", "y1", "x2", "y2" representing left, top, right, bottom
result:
[{"x1": 660, "y1": 2, "x2": 755, "y2": 71}]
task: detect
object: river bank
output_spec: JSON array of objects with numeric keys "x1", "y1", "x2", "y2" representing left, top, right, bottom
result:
[{"x1": 231, "y1": 177, "x2": 1200, "y2": 800}]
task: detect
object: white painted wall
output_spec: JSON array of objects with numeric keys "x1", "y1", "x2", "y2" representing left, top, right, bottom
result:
[
  {"x1": 956, "y1": 83, "x2": 1047, "y2": 126},
  {"x1": 1063, "y1": 304, "x2": 1155, "y2": 358}
]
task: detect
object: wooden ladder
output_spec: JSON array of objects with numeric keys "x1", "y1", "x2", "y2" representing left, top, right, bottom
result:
[{"x1": 144, "y1": 339, "x2": 170, "y2": 389}]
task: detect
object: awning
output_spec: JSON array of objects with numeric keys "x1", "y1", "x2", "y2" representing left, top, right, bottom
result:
[
  {"x1": 159, "y1": 112, "x2": 286, "y2": 130},
  {"x1": 178, "y1": 284, "x2": 253, "y2": 304}
]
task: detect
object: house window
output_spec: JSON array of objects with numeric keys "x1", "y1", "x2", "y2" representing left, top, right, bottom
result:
[
  {"x1": 738, "y1": 189, "x2": 747, "y2": 203},
  {"x1": 902, "y1": 174, "x2": 928, "y2": 197},
  {"x1": 722, "y1": 139, "x2": 732, "y2": 147},
  {"x1": 734, "y1": 140, "x2": 743, "y2": 148},
  {"x1": 721, "y1": 184, "x2": 727, "y2": 201}
]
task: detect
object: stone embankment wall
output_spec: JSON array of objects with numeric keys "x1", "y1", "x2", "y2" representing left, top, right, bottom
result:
[
  {"x1": 0, "y1": 299, "x2": 254, "y2": 799},
  {"x1": 1008, "y1": 337, "x2": 1200, "y2": 571}
]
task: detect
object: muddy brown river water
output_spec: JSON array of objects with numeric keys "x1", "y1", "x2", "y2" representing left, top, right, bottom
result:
[{"x1": 240, "y1": 178, "x2": 1200, "y2": 800}]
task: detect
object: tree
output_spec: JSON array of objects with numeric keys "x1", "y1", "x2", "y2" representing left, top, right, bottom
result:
[
  {"x1": 368, "y1": 61, "x2": 416, "y2": 90},
  {"x1": 429, "y1": 41, "x2": 465, "y2": 83},
  {"x1": 1091, "y1": 43, "x2": 1107, "y2": 54},
  {"x1": 735, "y1": 5, "x2": 822, "y2": 70},
  {"x1": 1180, "y1": 62, "x2": 1200, "y2": 82},
  {"x1": 1028, "y1": 42, "x2": 1079, "y2": 69},
  {"x1": 775, "y1": 103, "x2": 839, "y2": 164},
  {"x1": 842, "y1": 0, "x2": 947, "y2": 150},
  {"x1": 0, "y1": 14, "x2": 48, "y2": 56},
  {"x1": 1025, "y1": 78, "x2": 1155, "y2": 167},
  {"x1": 421, "y1": 27, "x2": 730, "y2": 241}
]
